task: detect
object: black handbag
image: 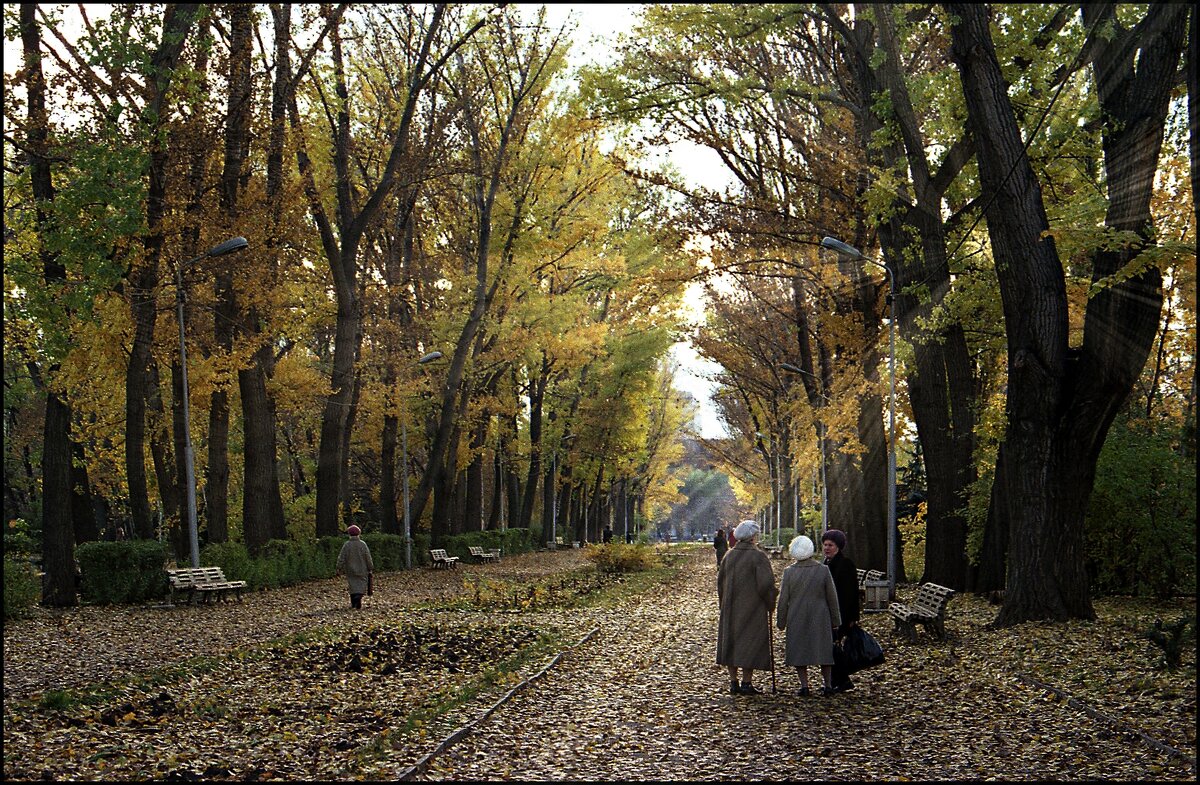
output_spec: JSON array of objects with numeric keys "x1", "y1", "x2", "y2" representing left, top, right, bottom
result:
[{"x1": 833, "y1": 626, "x2": 885, "y2": 674}]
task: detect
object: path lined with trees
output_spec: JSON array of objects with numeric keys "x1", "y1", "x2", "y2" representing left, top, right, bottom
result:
[
  {"x1": 4, "y1": 0, "x2": 1195, "y2": 697},
  {"x1": 3, "y1": 547, "x2": 1194, "y2": 781}
]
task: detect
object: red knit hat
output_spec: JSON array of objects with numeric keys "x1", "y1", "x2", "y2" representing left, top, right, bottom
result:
[{"x1": 346, "y1": 525, "x2": 361, "y2": 536}]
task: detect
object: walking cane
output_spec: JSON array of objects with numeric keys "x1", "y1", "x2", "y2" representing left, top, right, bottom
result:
[{"x1": 768, "y1": 609, "x2": 777, "y2": 694}]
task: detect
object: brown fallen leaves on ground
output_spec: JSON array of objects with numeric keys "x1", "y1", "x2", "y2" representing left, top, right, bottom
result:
[{"x1": 2, "y1": 547, "x2": 1195, "y2": 781}]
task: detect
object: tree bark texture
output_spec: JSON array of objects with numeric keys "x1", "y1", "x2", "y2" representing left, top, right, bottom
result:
[
  {"x1": 841, "y1": 8, "x2": 977, "y2": 589},
  {"x1": 948, "y1": 3, "x2": 1185, "y2": 624},
  {"x1": 125, "y1": 4, "x2": 200, "y2": 540},
  {"x1": 22, "y1": 2, "x2": 75, "y2": 606}
]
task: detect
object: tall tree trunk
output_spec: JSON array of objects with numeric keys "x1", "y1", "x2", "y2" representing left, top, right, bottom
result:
[
  {"x1": 833, "y1": 8, "x2": 979, "y2": 589},
  {"x1": 70, "y1": 439, "x2": 99, "y2": 545},
  {"x1": 147, "y1": 361, "x2": 179, "y2": 539},
  {"x1": 465, "y1": 418, "x2": 487, "y2": 533},
  {"x1": 338, "y1": 370, "x2": 363, "y2": 527},
  {"x1": 488, "y1": 446, "x2": 503, "y2": 530},
  {"x1": 948, "y1": 2, "x2": 1185, "y2": 625},
  {"x1": 21, "y1": 3, "x2": 75, "y2": 606},
  {"x1": 207, "y1": 4, "x2": 253, "y2": 547},
  {"x1": 520, "y1": 359, "x2": 549, "y2": 532},
  {"x1": 125, "y1": 4, "x2": 200, "y2": 540}
]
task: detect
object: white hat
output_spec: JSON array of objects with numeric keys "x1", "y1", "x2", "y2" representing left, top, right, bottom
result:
[
  {"x1": 733, "y1": 520, "x2": 759, "y2": 542},
  {"x1": 789, "y1": 535, "x2": 814, "y2": 561}
]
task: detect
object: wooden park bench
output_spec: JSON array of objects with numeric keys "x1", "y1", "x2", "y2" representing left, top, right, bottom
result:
[
  {"x1": 858, "y1": 568, "x2": 889, "y2": 612},
  {"x1": 889, "y1": 582, "x2": 955, "y2": 641},
  {"x1": 764, "y1": 544, "x2": 785, "y2": 559},
  {"x1": 468, "y1": 545, "x2": 501, "y2": 563},
  {"x1": 167, "y1": 566, "x2": 247, "y2": 605},
  {"x1": 429, "y1": 548, "x2": 460, "y2": 569}
]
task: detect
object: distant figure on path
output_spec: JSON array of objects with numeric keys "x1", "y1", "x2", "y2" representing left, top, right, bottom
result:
[
  {"x1": 776, "y1": 535, "x2": 841, "y2": 696},
  {"x1": 713, "y1": 525, "x2": 728, "y2": 564},
  {"x1": 716, "y1": 520, "x2": 778, "y2": 695},
  {"x1": 603, "y1": 524, "x2": 614, "y2": 544},
  {"x1": 336, "y1": 525, "x2": 374, "y2": 610},
  {"x1": 822, "y1": 528, "x2": 859, "y2": 692}
]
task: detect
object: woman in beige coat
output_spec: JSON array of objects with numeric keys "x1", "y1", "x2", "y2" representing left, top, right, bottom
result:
[
  {"x1": 336, "y1": 525, "x2": 374, "y2": 609},
  {"x1": 776, "y1": 535, "x2": 841, "y2": 696},
  {"x1": 716, "y1": 520, "x2": 778, "y2": 695}
]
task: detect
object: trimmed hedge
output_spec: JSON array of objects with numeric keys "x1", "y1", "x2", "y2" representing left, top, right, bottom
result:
[
  {"x1": 200, "y1": 534, "x2": 412, "y2": 591},
  {"x1": 4, "y1": 557, "x2": 41, "y2": 620},
  {"x1": 441, "y1": 527, "x2": 534, "y2": 560},
  {"x1": 76, "y1": 540, "x2": 170, "y2": 605}
]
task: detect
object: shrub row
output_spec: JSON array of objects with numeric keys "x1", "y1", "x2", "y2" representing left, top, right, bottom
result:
[
  {"x1": 76, "y1": 540, "x2": 171, "y2": 605},
  {"x1": 7, "y1": 527, "x2": 540, "y2": 611},
  {"x1": 582, "y1": 542, "x2": 660, "y2": 573},
  {"x1": 201, "y1": 533, "x2": 425, "y2": 591},
  {"x1": 441, "y1": 528, "x2": 535, "y2": 560},
  {"x1": 4, "y1": 557, "x2": 41, "y2": 620}
]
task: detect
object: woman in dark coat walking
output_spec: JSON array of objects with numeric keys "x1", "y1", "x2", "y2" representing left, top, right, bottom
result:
[
  {"x1": 716, "y1": 520, "x2": 778, "y2": 695},
  {"x1": 822, "y1": 528, "x2": 859, "y2": 692},
  {"x1": 713, "y1": 525, "x2": 728, "y2": 564}
]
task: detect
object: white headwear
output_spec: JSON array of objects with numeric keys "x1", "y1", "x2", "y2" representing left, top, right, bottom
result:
[
  {"x1": 789, "y1": 535, "x2": 814, "y2": 561},
  {"x1": 732, "y1": 520, "x2": 759, "y2": 542}
]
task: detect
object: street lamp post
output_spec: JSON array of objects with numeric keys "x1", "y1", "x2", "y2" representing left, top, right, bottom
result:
[
  {"x1": 174, "y1": 236, "x2": 249, "y2": 568},
  {"x1": 780, "y1": 362, "x2": 829, "y2": 536},
  {"x1": 820, "y1": 236, "x2": 896, "y2": 597},
  {"x1": 403, "y1": 350, "x2": 444, "y2": 569}
]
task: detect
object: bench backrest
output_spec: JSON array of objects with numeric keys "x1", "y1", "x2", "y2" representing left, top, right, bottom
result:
[
  {"x1": 857, "y1": 568, "x2": 886, "y2": 586},
  {"x1": 468, "y1": 546, "x2": 483, "y2": 555},
  {"x1": 169, "y1": 567, "x2": 227, "y2": 587},
  {"x1": 913, "y1": 582, "x2": 955, "y2": 613},
  {"x1": 430, "y1": 548, "x2": 450, "y2": 560}
]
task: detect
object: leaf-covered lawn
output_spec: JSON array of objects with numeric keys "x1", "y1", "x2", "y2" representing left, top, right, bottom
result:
[{"x1": 3, "y1": 547, "x2": 1195, "y2": 781}]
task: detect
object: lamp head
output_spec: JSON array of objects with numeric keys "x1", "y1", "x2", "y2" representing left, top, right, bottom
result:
[
  {"x1": 820, "y1": 236, "x2": 863, "y2": 259},
  {"x1": 207, "y1": 236, "x2": 249, "y2": 257},
  {"x1": 418, "y1": 351, "x2": 444, "y2": 364}
]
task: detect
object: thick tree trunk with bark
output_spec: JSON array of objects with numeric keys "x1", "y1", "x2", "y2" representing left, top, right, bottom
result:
[
  {"x1": 125, "y1": 4, "x2": 200, "y2": 540},
  {"x1": 833, "y1": 8, "x2": 978, "y2": 589},
  {"x1": 22, "y1": 3, "x2": 75, "y2": 606},
  {"x1": 948, "y1": 3, "x2": 1185, "y2": 625}
]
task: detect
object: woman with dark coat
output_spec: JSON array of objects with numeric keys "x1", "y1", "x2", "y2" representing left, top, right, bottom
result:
[
  {"x1": 822, "y1": 528, "x2": 859, "y2": 692},
  {"x1": 716, "y1": 520, "x2": 778, "y2": 695},
  {"x1": 713, "y1": 526, "x2": 728, "y2": 564}
]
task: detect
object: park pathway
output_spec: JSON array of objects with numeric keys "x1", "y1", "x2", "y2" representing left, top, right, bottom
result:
[
  {"x1": 5, "y1": 546, "x2": 1192, "y2": 781},
  {"x1": 397, "y1": 548, "x2": 1185, "y2": 782}
]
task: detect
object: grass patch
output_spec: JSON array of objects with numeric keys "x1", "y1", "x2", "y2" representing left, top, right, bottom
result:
[{"x1": 357, "y1": 627, "x2": 566, "y2": 764}]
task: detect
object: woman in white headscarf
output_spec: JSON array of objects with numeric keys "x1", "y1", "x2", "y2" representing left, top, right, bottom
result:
[
  {"x1": 776, "y1": 535, "x2": 841, "y2": 696},
  {"x1": 716, "y1": 520, "x2": 778, "y2": 694}
]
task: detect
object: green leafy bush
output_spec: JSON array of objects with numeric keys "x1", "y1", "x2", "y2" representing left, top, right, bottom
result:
[
  {"x1": 4, "y1": 556, "x2": 40, "y2": 619},
  {"x1": 582, "y1": 542, "x2": 661, "y2": 573},
  {"x1": 361, "y1": 533, "x2": 406, "y2": 571},
  {"x1": 76, "y1": 540, "x2": 170, "y2": 605},
  {"x1": 1086, "y1": 416, "x2": 1196, "y2": 598},
  {"x1": 442, "y1": 528, "x2": 534, "y2": 561}
]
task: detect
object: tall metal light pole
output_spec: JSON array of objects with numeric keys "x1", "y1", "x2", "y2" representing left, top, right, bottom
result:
[
  {"x1": 780, "y1": 363, "x2": 829, "y2": 536},
  {"x1": 403, "y1": 350, "x2": 444, "y2": 569},
  {"x1": 820, "y1": 236, "x2": 896, "y2": 597},
  {"x1": 174, "y1": 236, "x2": 249, "y2": 568}
]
